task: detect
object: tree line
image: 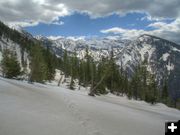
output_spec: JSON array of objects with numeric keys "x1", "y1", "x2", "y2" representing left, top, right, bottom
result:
[
  {"x1": 61, "y1": 47, "x2": 174, "y2": 106},
  {"x1": 0, "y1": 21, "x2": 178, "y2": 108}
]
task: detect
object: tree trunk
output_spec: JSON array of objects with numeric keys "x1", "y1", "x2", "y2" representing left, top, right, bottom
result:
[
  {"x1": 89, "y1": 74, "x2": 106, "y2": 96},
  {"x1": 58, "y1": 72, "x2": 63, "y2": 86}
]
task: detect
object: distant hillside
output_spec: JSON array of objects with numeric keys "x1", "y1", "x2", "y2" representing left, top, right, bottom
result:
[{"x1": 37, "y1": 34, "x2": 180, "y2": 101}]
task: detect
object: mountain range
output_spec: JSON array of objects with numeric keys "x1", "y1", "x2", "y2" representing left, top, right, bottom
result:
[{"x1": 0, "y1": 22, "x2": 180, "y2": 100}]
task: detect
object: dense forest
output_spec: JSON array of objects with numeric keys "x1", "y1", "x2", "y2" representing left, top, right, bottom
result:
[{"x1": 0, "y1": 21, "x2": 179, "y2": 109}]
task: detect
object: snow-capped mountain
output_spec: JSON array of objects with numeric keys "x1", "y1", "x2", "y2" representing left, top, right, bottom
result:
[
  {"x1": 0, "y1": 35, "x2": 31, "y2": 78},
  {"x1": 0, "y1": 21, "x2": 180, "y2": 99},
  {"x1": 37, "y1": 34, "x2": 180, "y2": 99},
  {"x1": 116, "y1": 34, "x2": 180, "y2": 99},
  {"x1": 0, "y1": 22, "x2": 38, "y2": 79},
  {"x1": 9, "y1": 24, "x2": 34, "y2": 39},
  {"x1": 37, "y1": 36, "x2": 130, "y2": 61}
]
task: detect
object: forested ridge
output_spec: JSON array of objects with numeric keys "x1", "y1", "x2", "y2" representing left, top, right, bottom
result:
[{"x1": 0, "y1": 21, "x2": 179, "y2": 109}]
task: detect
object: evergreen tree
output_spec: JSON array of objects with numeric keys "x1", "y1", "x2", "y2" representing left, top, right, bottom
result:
[
  {"x1": 29, "y1": 45, "x2": 48, "y2": 83},
  {"x1": 43, "y1": 46, "x2": 55, "y2": 81},
  {"x1": 84, "y1": 47, "x2": 91, "y2": 86},
  {"x1": 161, "y1": 78, "x2": 169, "y2": 103},
  {"x1": 63, "y1": 50, "x2": 70, "y2": 77},
  {"x1": 89, "y1": 57, "x2": 107, "y2": 96},
  {"x1": 123, "y1": 71, "x2": 129, "y2": 95},
  {"x1": 68, "y1": 53, "x2": 77, "y2": 90},
  {"x1": 69, "y1": 77, "x2": 75, "y2": 90},
  {"x1": 146, "y1": 74, "x2": 158, "y2": 104},
  {"x1": 130, "y1": 60, "x2": 158, "y2": 104},
  {"x1": 1, "y1": 49, "x2": 21, "y2": 78}
]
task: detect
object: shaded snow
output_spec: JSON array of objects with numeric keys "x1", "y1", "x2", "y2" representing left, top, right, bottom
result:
[
  {"x1": 0, "y1": 77, "x2": 180, "y2": 135},
  {"x1": 162, "y1": 53, "x2": 170, "y2": 61},
  {"x1": 0, "y1": 52, "x2": 2, "y2": 74},
  {"x1": 122, "y1": 53, "x2": 132, "y2": 65},
  {"x1": 0, "y1": 37, "x2": 30, "y2": 76},
  {"x1": 172, "y1": 47, "x2": 180, "y2": 52},
  {"x1": 166, "y1": 61, "x2": 174, "y2": 71},
  {"x1": 0, "y1": 51, "x2": 2, "y2": 61},
  {"x1": 139, "y1": 43, "x2": 155, "y2": 62}
]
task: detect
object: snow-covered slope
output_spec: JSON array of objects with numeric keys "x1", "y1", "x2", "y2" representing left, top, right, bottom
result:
[
  {"x1": 37, "y1": 34, "x2": 180, "y2": 99},
  {"x1": 9, "y1": 24, "x2": 34, "y2": 39},
  {"x1": 0, "y1": 77, "x2": 179, "y2": 135},
  {"x1": 1, "y1": 22, "x2": 180, "y2": 99},
  {"x1": 37, "y1": 36, "x2": 130, "y2": 61},
  {"x1": 116, "y1": 34, "x2": 180, "y2": 99},
  {"x1": 0, "y1": 36, "x2": 30, "y2": 77}
]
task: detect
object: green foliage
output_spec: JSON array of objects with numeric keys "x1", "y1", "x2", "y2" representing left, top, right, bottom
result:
[
  {"x1": 129, "y1": 60, "x2": 158, "y2": 104},
  {"x1": 1, "y1": 21, "x2": 176, "y2": 108},
  {"x1": 63, "y1": 50, "x2": 70, "y2": 77},
  {"x1": 0, "y1": 21, "x2": 57, "y2": 83},
  {"x1": 161, "y1": 78, "x2": 169, "y2": 103},
  {"x1": 1, "y1": 49, "x2": 21, "y2": 78},
  {"x1": 29, "y1": 44, "x2": 48, "y2": 83},
  {"x1": 43, "y1": 47, "x2": 56, "y2": 81}
]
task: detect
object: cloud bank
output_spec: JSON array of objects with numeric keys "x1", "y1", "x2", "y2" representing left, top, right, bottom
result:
[
  {"x1": 0, "y1": 0, "x2": 69, "y2": 27},
  {"x1": 101, "y1": 19, "x2": 180, "y2": 43},
  {"x1": 1, "y1": 0, "x2": 180, "y2": 26},
  {"x1": 0, "y1": 0, "x2": 180, "y2": 43}
]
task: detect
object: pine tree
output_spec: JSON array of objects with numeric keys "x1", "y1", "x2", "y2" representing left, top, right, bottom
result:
[
  {"x1": 130, "y1": 60, "x2": 158, "y2": 104},
  {"x1": 84, "y1": 47, "x2": 91, "y2": 86},
  {"x1": 146, "y1": 74, "x2": 158, "y2": 104},
  {"x1": 29, "y1": 45, "x2": 48, "y2": 83},
  {"x1": 1, "y1": 49, "x2": 21, "y2": 78},
  {"x1": 43, "y1": 46, "x2": 55, "y2": 81},
  {"x1": 123, "y1": 71, "x2": 129, "y2": 95},
  {"x1": 63, "y1": 50, "x2": 69, "y2": 77},
  {"x1": 68, "y1": 52, "x2": 77, "y2": 90},
  {"x1": 161, "y1": 78, "x2": 169, "y2": 103},
  {"x1": 89, "y1": 57, "x2": 107, "y2": 96},
  {"x1": 69, "y1": 77, "x2": 75, "y2": 90}
]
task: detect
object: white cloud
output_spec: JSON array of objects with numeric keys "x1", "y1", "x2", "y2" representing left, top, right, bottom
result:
[
  {"x1": 101, "y1": 27, "x2": 147, "y2": 39},
  {"x1": 101, "y1": 18, "x2": 180, "y2": 43},
  {"x1": 47, "y1": 35, "x2": 86, "y2": 41},
  {"x1": 51, "y1": 21, "x2": 64, "y2": 26},
  {"x1": 1, "y1": 0, "x2": 180, "y2": 43},
  {"x1": 47, "y1": 36, "x2": 64, "y2": 40},
  {"x1": 0, "y1": 0, "x2": 70, "y2": 27},
  {"x1": 1, "y1": 0, "x2": 180, "y2": 27},
  {"x1": 8, "y1": 21, "x2": 39, "y2": 27},
  {"x1": 48, "y1": 0, "x2": 180, "y2": 19},
  {"x1": 101, "y1": 27, "x2": 126, "y2": 34},
  {"x1": 66, "y1": 36, "x2": 86, "y2": 41},
  {"x1": 148, "y1": 22, "x2": 167, "y2": 28}
]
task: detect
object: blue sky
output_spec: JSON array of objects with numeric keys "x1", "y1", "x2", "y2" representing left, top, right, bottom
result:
[
  {"x1": 1, "y1": 0, "x2": 180, "y2": 43},
  {"x1": 24, "y1": 12, "x2": 171, "y2": 37}
]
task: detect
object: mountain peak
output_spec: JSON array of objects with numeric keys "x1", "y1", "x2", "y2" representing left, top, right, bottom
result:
[{"x1": 9, "y1": 24, "x2": 24, "y2": 33}]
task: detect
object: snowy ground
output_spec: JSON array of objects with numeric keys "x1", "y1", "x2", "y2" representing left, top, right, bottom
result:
[{"x1": 0, "y1": 77, "x2": 180, "y2": 135}]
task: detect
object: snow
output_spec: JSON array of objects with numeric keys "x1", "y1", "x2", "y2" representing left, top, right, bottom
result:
[
  {"x1": 43, "y1": 36, "x2": 127, "y2": 62},
  {"x1": 138, "y1": 37, "x2": 144, "y2": 42},
  {"x1": 166, "y1": 61, "x2": 174, "y2": 71},
  {"x1": 8, "y1": 24, "x2": 24, "y2": 33},
  {"x1": 67, "y1": 36, "x2": 86, "y2": 41},
  {"x1": 139, "y1": 43, "x2": 155, "y2": 62},
  {"x1": 0, "y1": 37, "x2": 30, "y2": 76},
  {"x1": 122, "y1": 53, "x2": 132, "y2": 65},
  {"x1": 0, "y1": 77, "x2": 180, "y2": 135},
  {"x1": 0, "y1": 52, "x2": 2, "y2": 74},
  {"x1": 47, "y1": 36, "x2": 64, "y2": 40},
  {"x1": 172, "y1": 47, "x2": 180, "y2": 52},
  {"x1": 0, "y1": 51, "x2": 2, "y2": 61},
  {"x1": 162, "y1": 53, "x2": 170, "y2": 61},
  {"x1": 138, "y1": 35, "x2": 151, "y2": 42}
]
